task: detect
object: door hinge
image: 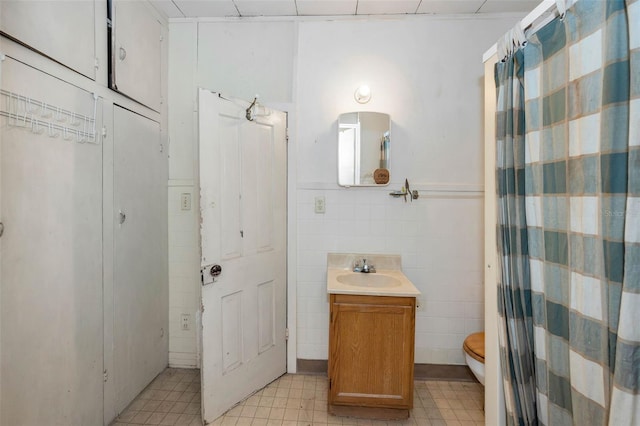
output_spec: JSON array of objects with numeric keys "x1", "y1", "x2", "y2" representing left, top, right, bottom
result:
[
  {"x1": 286, "y1": 128, "x2": 289, "y2": 143},
  {"x1": 240, "y1": 230, "x2": 244, "y2": 238},
  {"x1": 285, "y1": 328, "x2": 289, "y2": 341},
  {"x1": 103, "y1": 369, "x2": 108, "y2": 382},
  {"x1": 94, "y1": 57, "x2": 99, "y2": 69},
  {"x1": 102, "y1": 126, "x2": 107, "y2": 138}
]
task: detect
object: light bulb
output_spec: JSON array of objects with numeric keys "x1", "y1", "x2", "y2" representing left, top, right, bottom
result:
[{"x1": 354, "y1": 85, "x2": 371, "y2": 104}]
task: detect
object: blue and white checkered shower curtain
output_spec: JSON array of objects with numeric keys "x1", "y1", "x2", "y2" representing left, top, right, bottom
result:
[{"x1": 496, "y1": 0, "x2": 640, "y2": 424}]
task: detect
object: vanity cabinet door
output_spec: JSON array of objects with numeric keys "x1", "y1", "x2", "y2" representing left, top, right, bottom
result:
[{"x1": 329, "y1": 294, "x2": 416, "y2": 410}]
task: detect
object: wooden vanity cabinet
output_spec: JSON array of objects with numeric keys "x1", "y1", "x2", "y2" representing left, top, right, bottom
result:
[{"x1": 328, "y1": 294, "x2": 416, "y2": 419}]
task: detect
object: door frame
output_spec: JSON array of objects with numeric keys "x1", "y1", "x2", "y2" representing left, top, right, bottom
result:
[{"x1": 260, "y1": 101, "x2": 297, "y2": 374}]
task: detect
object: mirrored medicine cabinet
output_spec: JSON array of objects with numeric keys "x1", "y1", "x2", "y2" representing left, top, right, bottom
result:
[{"x1": 338, "y1": 112, "x2": 390, "y2": 187}]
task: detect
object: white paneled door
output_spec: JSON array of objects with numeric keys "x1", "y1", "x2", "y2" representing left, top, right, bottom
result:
[{"x1": 198, "y1": 89, "x2": 287, "y2": 422}]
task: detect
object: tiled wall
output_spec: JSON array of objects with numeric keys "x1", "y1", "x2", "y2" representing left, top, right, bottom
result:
[
  {"x1": 296, "y1": 187, "x2": 485, "y2": 364},
  {"x1": 168, "y1": 185, "x2": 201, "y2": 367}
]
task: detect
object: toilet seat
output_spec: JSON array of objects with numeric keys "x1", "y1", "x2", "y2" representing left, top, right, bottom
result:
[{"x1": 463, "y1": 332, "x2": 485, "y2": 363}]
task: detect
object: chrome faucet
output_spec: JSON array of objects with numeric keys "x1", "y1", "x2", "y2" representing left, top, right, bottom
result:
[
  {"x1": 353, "y1": 258, "x2": 376, "y2": 273},
  {"x1": 361, "y1": 258, "x2": 375, "y2": 273}
]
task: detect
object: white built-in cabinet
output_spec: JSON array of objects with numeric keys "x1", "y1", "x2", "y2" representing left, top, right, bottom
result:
[
  {"x1": 111, "y1": 0, "x2": 163, "y2": 111},
  {"x1": 112, "y1": 105, "x2": 168, "y2": 416},
  {"x1": 0, "y1": 1, "x2": 168, "y2": 425},
  {"x1": 0, "y1": 1, "x2": 97, "y2": 79},
  {"x1": 0, "y1": 56, "x2": 104, "y2": 426}
]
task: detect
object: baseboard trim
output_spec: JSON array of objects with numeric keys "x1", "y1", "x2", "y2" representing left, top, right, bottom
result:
[
  {"x1": 297, "y1": 359, "x2": 328, "y2": 375},
  {"x1": 296, "y1": 359, "x2": 478, "y2": 382}
]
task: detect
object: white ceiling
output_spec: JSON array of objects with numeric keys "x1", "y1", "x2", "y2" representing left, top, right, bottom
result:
[{"x1": 151, "y1": 0, "x2": 540, "y2": 19}]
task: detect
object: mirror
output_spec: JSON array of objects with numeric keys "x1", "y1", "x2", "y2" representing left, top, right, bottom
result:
[{"x1": 338, "y1": 112, "x2": 390, "y2": 187}]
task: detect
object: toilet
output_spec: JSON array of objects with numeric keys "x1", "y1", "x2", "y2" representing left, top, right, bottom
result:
[{"x1": 463, "y1": 332, "x2": 485, "y2": 385}]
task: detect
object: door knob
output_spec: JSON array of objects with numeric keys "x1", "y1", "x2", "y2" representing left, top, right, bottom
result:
[{"x1": 210, "y1": 264, "x2": 222, "y2": 277}]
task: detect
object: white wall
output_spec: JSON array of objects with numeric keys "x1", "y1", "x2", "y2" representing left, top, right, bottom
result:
[{"x1": 168, "y1": 14, "x2": 520, "y2": 367}]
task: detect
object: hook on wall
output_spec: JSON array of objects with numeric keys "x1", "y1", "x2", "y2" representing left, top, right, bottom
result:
[{"x1": 245, "y1": 96, "x2": 258, "y2": 121}]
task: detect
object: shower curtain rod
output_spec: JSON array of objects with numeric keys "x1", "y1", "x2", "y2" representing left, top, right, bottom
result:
[{"x1": 482, "y1": 0, "x2": 563, "y2": 62}]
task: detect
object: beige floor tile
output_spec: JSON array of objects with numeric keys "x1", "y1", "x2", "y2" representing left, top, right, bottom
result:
[
  {"x1": 260, "y1": 396, "x2": 275, "y2": 407},
  {"x1": 453, "y1": 410, "x2": 472, "y2": 421},
  {"x1": 156, "y1": 400, "x2": 177, "y2": 413},
  {"x1": 434, "y1": 398, "x2": 451, "y2": 409},
  {"x1": 117, "y1": 409, "x2": 139, "y2": 422},
  {"x1": 269, "y1": 408, "x2": 286, "y2": 420},
  {"x1": 254, "y1": 406, "x2": 272, "y2": 419},
  {"x1": 184, "y1": 402, "x2": 200, "y2": 415},
  {"x1": 170, "y1": 402, "x2": 189, "y2": 414},
  {"x1": 447, "y1": 399, "x2": 465, "y2": 410},
  {"x1": 240, "y1": 405, "x2": 258, "y2": 418},
  {"x1": 227, "y1": 405, "x2": 244, "y2": 417},
  {"x1": 144, "y1": 411, "x2": 168, "y2": 425},
  {"x1": 131, "y1": 411, "x2": 153, "y2": 424},
  {"x1": 273, "y1": 397, "x2": 288, "y2": 408},
  {"x1": 262, "y1": 387, "x2": 278, "y2": 397},
  {"x1": 175, "y1": 413, "x2": 197, "y2": 426},
  {"x1": 286, "y1": 398, "x2": 302, "y2": 409},
  {"x1": 165, "y1": 391, "x2": 184, "y2": 402},
  {"x1": 439, "y1": 409, "x2": 457, "y2": 420},
  {"x1": 466, "y1": 410, "x2": 484, "y2": 422},
  {"x1": 246, "y1": 395, "x2": 262, "y2": 406},
  {"x1": 112, "y1": 369, "x2": 485, "y2": 426},
  {"x1": 159, "y1": 412, "x2": 181, "y2": 425},
  {"x1": 221, "y1": 416, "x2": 238, "y2": 425}
]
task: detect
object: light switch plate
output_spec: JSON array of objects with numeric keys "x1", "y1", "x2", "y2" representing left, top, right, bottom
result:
[
  {"x1": 314, "y1": 196, "x2": 326, "y2": 214},
  {"x1": 180, "y1": 193, "x2": 191, "y2": 211}
]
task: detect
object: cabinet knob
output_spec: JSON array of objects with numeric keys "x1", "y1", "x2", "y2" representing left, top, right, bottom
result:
[{"x1": 118, "y1": 47, "x2": 127, "y2": 61}]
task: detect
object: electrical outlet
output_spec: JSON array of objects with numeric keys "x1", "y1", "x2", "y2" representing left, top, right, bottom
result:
[
  {"x1": 181, "y1": 314, "x2": 191, "y2": 331},
  {"x1": 314, "y1": 196, "x2": 326, "y2": 214},
  {"x1": 180, "y1": 193, "x2": 191, "y2": 211}
]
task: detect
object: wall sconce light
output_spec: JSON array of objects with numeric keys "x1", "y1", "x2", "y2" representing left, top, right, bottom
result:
[{"x1": 354, "y1": 85, "x2": 371, "y2": 104}]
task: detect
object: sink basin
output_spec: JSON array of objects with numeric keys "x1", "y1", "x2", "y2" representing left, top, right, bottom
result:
[{"x1": 336, "y1": 273, "x2": 401, "y2": 288}]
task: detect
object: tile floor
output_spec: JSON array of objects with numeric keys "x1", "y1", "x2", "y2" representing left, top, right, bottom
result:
[{"x1": 111, "y1": 368, "x2": 484, "y2": 426}]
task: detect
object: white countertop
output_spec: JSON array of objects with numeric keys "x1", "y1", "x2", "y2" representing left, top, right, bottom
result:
[{"x1": 327, "y1": 267, "x2": 421, "y2": 297}]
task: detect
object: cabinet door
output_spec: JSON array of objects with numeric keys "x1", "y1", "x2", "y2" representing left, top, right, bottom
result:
[
  {"x1": 112, "y1": 106, "x2": 168, "y2": 415},
  {"x1": 111, "y1": 0, "x2": 162, "y2": 111},
  {"x1": 329, "y1": 294, "x2": 415, "y2": 409},
  {"x1": 0, "y1": 57, "x2": 103, "y2": 425},
  {"x1": 0, "y1": 0, "x2": 96, "y2": 79}
]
